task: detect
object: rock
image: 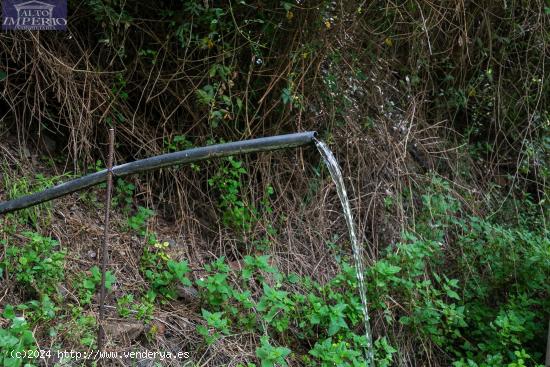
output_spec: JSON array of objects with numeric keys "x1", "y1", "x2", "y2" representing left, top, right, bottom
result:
[
  {"x1": 175, "y1": 285, "x2": 199, "y2": 303},
  {"x1": 57, "y1": 284, "x2": 69, "y2": 300},
  {"x1": 38, "y1": 349, "x2": 74, "y2": 367},
  {"x1": 136, "y1": 357, "x2": 157, "y2": 367},
  {"x1": 40, "y1": 134, "x2": 57, "y2": 155},
  {"x1": 103, "y1": 321, "x2": 144, "y2": 342}
]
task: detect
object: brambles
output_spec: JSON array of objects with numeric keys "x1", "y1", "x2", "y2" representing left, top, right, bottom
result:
[
  {"x1": 192, "y1": 254, "x2": 371, "y2": 365},
  {"x1": 363, "y1": 177, "x2": 550, "y2": 365},
  {"x1": 180, "y1": 177, "x2": 544, "y2": 365},
  {"x1": 0, "y1": 178, "x2": 546, "y2": 365}
]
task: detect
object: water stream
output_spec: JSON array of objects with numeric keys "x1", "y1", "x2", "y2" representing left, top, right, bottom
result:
[{"x1": 314, "y1": 139, "x2": 375, "y2": 366}]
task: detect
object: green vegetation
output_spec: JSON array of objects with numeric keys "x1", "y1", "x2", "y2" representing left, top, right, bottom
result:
[
  {"x1": 0, "y1": 175, "x2": 548, "y2": 365},
  {"x1": 75, "y1": 266, "x2": 116, "y2": 305},
  {"x1": 0, "y1": 0, "x2": 548, "y2": 366},
  {"x1": 1, "y1": 232, "x2": 65, "y2": 295},
  {"x1": 141, "y1": 239, "x2": 192, "y2": 300},
  {"x1": 0, "y1": 305, "x2": 36, "y2": 367}
]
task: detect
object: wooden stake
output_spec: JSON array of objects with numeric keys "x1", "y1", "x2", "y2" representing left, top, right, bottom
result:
[{"x1": 97, "y1": 128, "x2": 115, "y2": 355}]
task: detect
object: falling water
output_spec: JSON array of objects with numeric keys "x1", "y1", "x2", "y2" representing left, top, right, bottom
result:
[{"x1": 314, "y1": 139, "x2": 375, "y2": 366}]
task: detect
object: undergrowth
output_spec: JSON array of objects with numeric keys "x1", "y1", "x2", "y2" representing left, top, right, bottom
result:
[
  {"x1": 1, "y1": 173, "x2": 547, "y2": 366},
  {"x1": 0, "y1": 0, "x2": 548, "y2": 365}
]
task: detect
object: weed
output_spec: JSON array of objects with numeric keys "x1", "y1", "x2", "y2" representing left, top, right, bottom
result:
[
  {"x1": 17, "y1": 295, "x2": 58, "y2": 323},
  {"x1": 193, "y1": 254, "x2": 369, "y2": 365},
  {"x1": 2, "y1": 172, "x2": 69, "y2": 227},
  {"x1": 197, "y1": 309, "x2": 231, "y2": 345},
  {"x1": 196, "y1": 257, "x2": 234, "y2": 307},
  {"x1": 76, "y1": 266, "x2": 116, "y2": 305},
  {"x1": 308, "y1": 338, "x2": 364, "y2": 367},
  {"x1": 140, "y1": 240, "x2": 192, "y2": 300},
  {"x1": 116, "y1": 294, "x2": 134, "y2": 318},
  {"x1": 208, "y1": 158, "x2": 276, "y2": 237},
  {"x1": 255, "y1": 336, "x2": 291, "y2": 367},
  {"x1": 208, "y1": 157, "x2": 254, "y2": 231},
  {"x1": 134, "y1": 290, "x2": 156, "y2": 321},
  {"x1": 164, "y1": 135, "x2": 193, "y2": 152},
  {"x1": 112, "y1": 178, "x2": 135, "y2": 214},
  {"x1": 257, "y1": 284, "x2": 295, "y2": 333},
  {"x1": 364, "y1": 176, "x2": 550, "y2": 365},
  {"x1": 127, "y1": 206, "x2": 155, "y2": 236},
  {"x1": 374, "y1": 337, "x2": 398, "y2": 367},
  {"x1": 0, "y1": 305, "x2": 36, "y2": 367},
  {"x1": 3, "y1": 232, "x2": 65, "y2": 296},
  {"x1": 63, "y1": 306, "x2": 97, "y2": 348}
]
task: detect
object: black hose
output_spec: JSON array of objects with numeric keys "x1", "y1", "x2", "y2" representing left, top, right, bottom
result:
[{"x1": 0, "y1": 131, "x2": 317, "y2": 215}]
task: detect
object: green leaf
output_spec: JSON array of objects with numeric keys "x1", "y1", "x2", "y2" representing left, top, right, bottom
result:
[
  {"x1": 0, "y1": 332, "x2": 19, "y2": 348},
  {"x1": 105, "y1": 271, "x2": 116, "y2": 289},
  {"x1": 282, "y1": 2, "x2": 293, "y2": 11},
  {"x1": 281, "y1": 88, "x2": 292, "y2": 105},
  {"x1": 446, "y1": 289, "x2": 460, "y2": 300},
  {"x1": 242, "y1": 267, "x2": 253, "y2": 281},
  {"x1": 83, "y1": 279, "x2": 95, "y2": 289},
  {"x1": 256, "y1": 336, "x2": 290, "y2": 367}
]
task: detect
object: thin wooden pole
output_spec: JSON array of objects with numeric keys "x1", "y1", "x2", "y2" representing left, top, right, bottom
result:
[{"x1": 97, "y1": 128, "x2": 115, "y2": 354}]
